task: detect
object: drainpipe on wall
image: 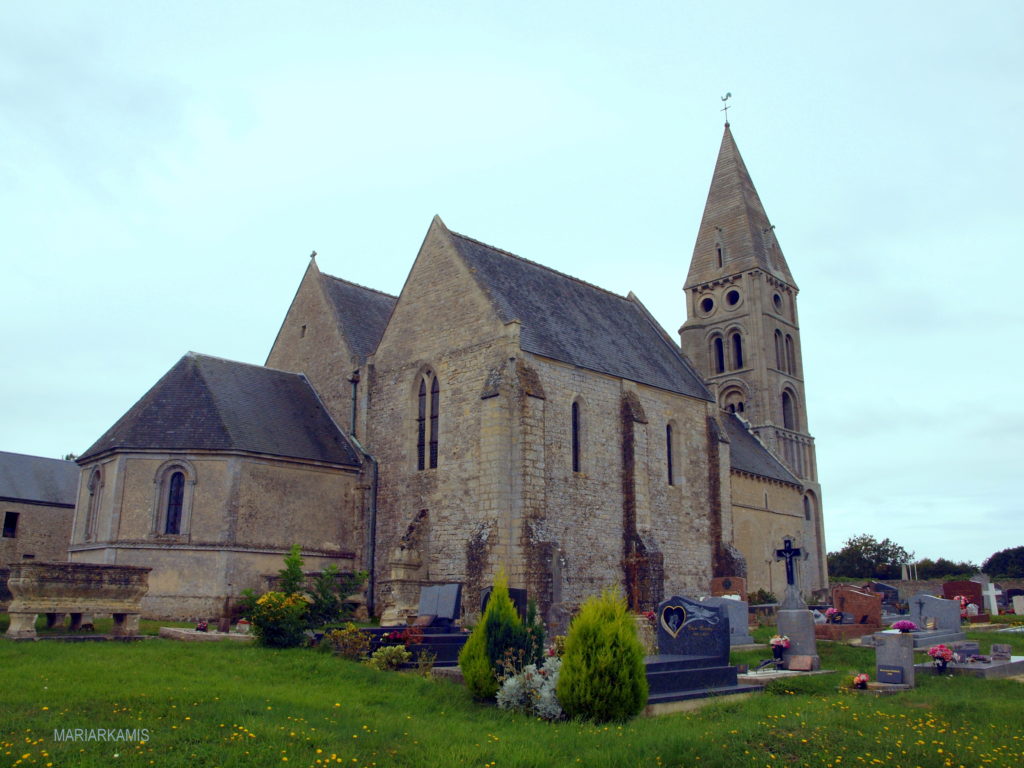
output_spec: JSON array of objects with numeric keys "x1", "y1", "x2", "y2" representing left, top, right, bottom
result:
[{"x1": 348, "y1": 370, "x2": 360, "y2": 437}]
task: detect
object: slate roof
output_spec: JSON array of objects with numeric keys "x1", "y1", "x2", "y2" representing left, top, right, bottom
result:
[
  {"x1": 721, "y1": 413, "x2": 800, "y2": 485},
  {"x1": 79, "y1": 353, "x2": 361, "y2": 466},
  {"x1": 0, "y1": 451, "x2": 79, "y2": 506},
  {"x1": 320, "y1": 274, "x2": 397, "y2": 361},
  {"x1": 686, "y1": 124, "x2": 795, "y2": 289},
  {"x1": 447, "y1": 229, "x2": 713, "y2": 401}
]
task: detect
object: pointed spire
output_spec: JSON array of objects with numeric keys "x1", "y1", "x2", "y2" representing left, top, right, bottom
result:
[{"x1": 685, "y1": 125, "x2": 795, "y2": 290}]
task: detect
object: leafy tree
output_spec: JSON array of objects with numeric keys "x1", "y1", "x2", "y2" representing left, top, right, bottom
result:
[
  {"x1": 981, "y1": 546, "x2": 1024, "y2": 578},
  {"x1": 458, "y1": 571, "x2": 528, "y2": 700},
  {"x1": 912, "y1": 557, "x2": 978, "y2": 580},
  {"x1": 556, "y1": 588, "x2": 648, "y2": 722},
  {"x1": 277, "y1": 544, "x2": 306, "y2": 595},
  {"x1": 827, "y1": 534, "x2": 913, "y2": 579}
]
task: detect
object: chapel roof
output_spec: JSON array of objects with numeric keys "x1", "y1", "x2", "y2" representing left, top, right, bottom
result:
[
  {"x1": 319, "y1": 273, "x2": 397, "y2": 361},
  {"x1": 0, "y1": 451, "x2": 79, "y2": 507},
  {"x1": 446, "y1": 226, "x2": 713, "y2": 401},
  {"x1": 721, "y1": 412, "x2": 800, "y2": 486},
  {"x1": 78, "y1": 353, "x2": 361, "y2": 467},
  {"x1": 686, "y1": 124, "x2": 796, "y2": 290}
]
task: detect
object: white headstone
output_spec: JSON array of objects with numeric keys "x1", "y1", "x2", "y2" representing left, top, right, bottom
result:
[
  {"x1": 1013, "y1": 595, "x2": 1024, "y2": 616},
  {"x1": 966, "y1": 603, "x2": 979, "y2": 616},
  {"x1": 981, "y1": 582, "x2": 1003, "y2": 615}
]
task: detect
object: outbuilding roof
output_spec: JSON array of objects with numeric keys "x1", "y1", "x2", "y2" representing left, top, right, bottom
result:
[
  {"x1": 79, "y1": 353, "x2": 361, "y2": 467},
  {"x1": 0, "y1": 451, "x2": 79, "y2": 506}
]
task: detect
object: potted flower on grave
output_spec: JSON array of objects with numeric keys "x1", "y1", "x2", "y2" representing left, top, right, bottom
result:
[
  {"x1": 825, "y1": 607, "x2": 843, "y2": 624},
  {"x1": 890, "y1": 620, "x2": 918, "y2": 634},
  {"x1": 852, "y1": 673, "x2": 869, "y2": 690},
  {"x1": 769, "y1": 634, "x2": 790, "y2": 660},
  {"x1": 927, "y1": 643, "x2": 954, "y2": 673}
]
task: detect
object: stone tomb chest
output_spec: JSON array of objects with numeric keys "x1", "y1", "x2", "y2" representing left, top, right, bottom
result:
[{"x1": 5, "y1": 562, "x2": 151, "y2": 638}]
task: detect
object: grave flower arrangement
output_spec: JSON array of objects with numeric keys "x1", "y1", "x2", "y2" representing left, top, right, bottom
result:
[
  {"x1": 927, "y1": 643, "x2": 953, "y2": 672},
  {"x1": 825, "y1": 607, "x2": 843, "y2": 624},
  {"x1": 769, "y1": 634, "x2": 790, "y2": 660},
  {"x1": 890, "y1": 620, "x2": 918, "y2": 633},
  {"x1": 852, "y1": 673, "x2": 869, "y2": 689},
  {"x1": 952, "y1": 594, "x2": 969, "y2": 618}
]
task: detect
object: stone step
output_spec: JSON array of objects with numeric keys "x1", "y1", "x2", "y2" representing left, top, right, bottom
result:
[
  {"x1": 644, "y1": 653, "x2": 723, "y2": 672},
  {"x1": 646, "y1": 682, "x2": 761, "y2": 706},
  {"x1": 646, "y1": 663, "x2": 738, "y2": 695}
]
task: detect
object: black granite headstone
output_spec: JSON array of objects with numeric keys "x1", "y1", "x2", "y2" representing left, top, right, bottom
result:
[
  {"x1": 480, "y1": 586, "x2": 527, "y2": 622},
  {"x1": 655, "y1": 595, "x2": 729, "y2": 662},
  {"x1": 877, "y1": 665, "x2": 904, "y2": 684},
  {"x1": 417, "y1": 583, "x2": 462, "y2": 626}
]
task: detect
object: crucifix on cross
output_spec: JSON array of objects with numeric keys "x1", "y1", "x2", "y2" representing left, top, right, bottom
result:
[{"x1": 775, "y1": 538, "x2": 803, "y2": 587}]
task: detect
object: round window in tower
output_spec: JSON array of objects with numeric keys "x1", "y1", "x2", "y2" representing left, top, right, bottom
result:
[
  {"x1": 700, "y1": 297, "x2": 715, "y2": 314},
  {"x1": 725, "y1": 289, "x2": 740, "y2": 306}
]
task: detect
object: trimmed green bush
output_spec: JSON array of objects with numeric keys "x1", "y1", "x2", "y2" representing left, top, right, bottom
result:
[
  {"x1": 366, "y1": 644, "x2": 412, "y2": 671},
  {"x1": 556, "y1": 588, "x2": 648, "y2": 722},
  {"x1": 458, "y1": 572, "x2": 528, "y2": 700},
  {"x1": 249, "y1": 591, "x2": 309, "y2": 649}
]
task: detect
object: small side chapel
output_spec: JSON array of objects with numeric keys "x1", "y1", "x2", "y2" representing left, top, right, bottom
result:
[{"x1": 69, "y1": 125, "x2": 827, "y2": 621}]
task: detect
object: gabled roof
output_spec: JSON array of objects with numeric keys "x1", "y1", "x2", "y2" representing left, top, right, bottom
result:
[
  {"x1": 319, "y1": 273, "x2": 397, "y2": 361},
  {"x1": 0, "y1": 451, "x2": 79, "y2": 506},
  {"x1": 446, "y1": 227, "x2": 712, "y2": 401},
  {"x1": 79, "y1": 353, "x2": 361, "y2": 466},
  {"x1": 721, "y1": 412, "x2": 800, "y2": 486},
  {"x1": 686, "y1": 124, "x2": 795, "y2": 289}
]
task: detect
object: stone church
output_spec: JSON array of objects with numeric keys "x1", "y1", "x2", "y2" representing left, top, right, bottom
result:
[{"x1": 66, "y1": 125, "x2": 827, "y2": 622}]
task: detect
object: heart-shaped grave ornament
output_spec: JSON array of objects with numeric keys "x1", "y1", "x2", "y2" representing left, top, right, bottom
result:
[{"x1": 660, "y1": 605, "x2": 688, "y2": 638}]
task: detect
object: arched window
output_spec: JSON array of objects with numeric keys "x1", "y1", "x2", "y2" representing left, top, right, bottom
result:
[
  {"x1": 775, "y1": 329, "x2": 784, "y2": 371},
  {"x1": 85, "y1": 468, "x2": 102, "y2": 542},
  {"x1": 785, "y1": 334, "x2": 796, "y2": 375},
  {"x1": 571, "y1": 401, "x2": 581, "y2": 473},
  {"x1": 165, "y1": 471, "x2": 185, "y2": 535},
  {"x1": 665, "y1": 424, "x2": 674, "y2": 485},
  {"x1": 731, "y1": 332, "x2": 744, "y2": 369},
  {"x1": 782, "y1": 390, "x2": 797, "y2": 430},
  {"x1": 803, "y1": 493, "x2": 815, "y2": 522},
  {"x1": 416, "y1": 372, "x2": 440, "y2": 470},
  {"x1": 712, "y1": 337, "x2": 725, "y2": 374},
  {"x1": 153, "y1": 461, "x2": 196, "y2": 537}
]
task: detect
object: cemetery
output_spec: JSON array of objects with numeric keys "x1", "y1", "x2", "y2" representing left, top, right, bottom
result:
[{"x1": 2, "y1": 540, "x2": 1024, "y2": 766}]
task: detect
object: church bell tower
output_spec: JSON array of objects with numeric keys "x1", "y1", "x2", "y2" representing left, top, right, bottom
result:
[{"x1": 679, "y1": 123, "x2": 824, "y2": 558}]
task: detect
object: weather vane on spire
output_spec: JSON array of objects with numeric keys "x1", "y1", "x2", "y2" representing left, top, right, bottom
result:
[{"x1": 720, "y1": 92, "x2": 732, "y2": 126}]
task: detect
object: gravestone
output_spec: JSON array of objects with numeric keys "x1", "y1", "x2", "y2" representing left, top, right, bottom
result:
[
  {"x1": 773, "y1": 537, "x2": 820, "y2": 670},
  {"x1": 656, "y1": 596, "x2": 729, "y2": 659},
  {"x1": 874, "y1": 632, "x2": 915, "y2": 687},
  {"x1": 865, "y1": 581, "x2": 900, "y2": 607},
  {"x1": 643, "y1": 595, "x2": 757, "y2": 708},
  {"x1": 991, "y1": 643, "x2": 1012, "y2": 662},
  {"x1": 965, "y1": 603, "x2": 979, "y2": 617},
  {"x1": 832, "y1": 585, "x2": 881, "y2": 626},
  {"x1": 1013, "y1": 595, "x2": 1024, "y2": 616},
  {"x1": 480, "y1": 585, "x2": 527, "y2": 622},
  {"x1": 700, "y1": 596, "x2": 754, "y2": 646},
  {"x1": 979, "y1": 582, "x2": 1003, "y2": 615},
  {"x1": 417, "y1": 583, "x2": 462, "y2": 627},
  {"x1": 1005, "y1": 588, "x2": 1024, "y2": 601},
  {"x1": 909, "y1": 594, "x2": 961, "y2": 633},
  {"x1": 943, "y1": 580, "x2": 986, "y2": 619},
  {"x1": 710, "y1": 576, "x2": 747, "y2": 602},
  {"x1": 950, "y1": 640, "x2": 980, "y2": 661},
  {"x1": 902, "y1": 593, "x2": 965, "y2": 649}
]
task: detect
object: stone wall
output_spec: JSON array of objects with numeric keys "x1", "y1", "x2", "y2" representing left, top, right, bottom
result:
[
  {"x1": 265, "y1": 260, "x2": 355, "y2": 430},
  {"x1": 730, "y1": 471, "x2": 824, "y2": 595},
  {"x1": 0, "y1": 499, "x2": 74, "y2": 567},
  {"x1": 69, "y1": 452, "x2": 362, "y2": 618}
]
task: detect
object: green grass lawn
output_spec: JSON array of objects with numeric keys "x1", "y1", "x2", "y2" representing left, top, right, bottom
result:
[{"x1": 1, "y1": 625, "x2": 1022, "y2": 768}]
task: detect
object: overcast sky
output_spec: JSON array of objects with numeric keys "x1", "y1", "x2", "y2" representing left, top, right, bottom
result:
[{"x1": 2, "y1": 3, "x2": 1021, "y2": 567}]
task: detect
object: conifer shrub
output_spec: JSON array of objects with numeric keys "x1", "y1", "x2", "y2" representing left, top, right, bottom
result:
[
  {"x1": 366, "y1": 644, "x2": 412, "y2": 671},
  {"x1": 556, "y1": 588, "x2": 648, "y2": 722},
  {"x1": 458, "y1": 572, "x2": 528, "y2": 700}
]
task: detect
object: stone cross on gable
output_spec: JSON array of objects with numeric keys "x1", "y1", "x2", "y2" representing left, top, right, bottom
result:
[{"x1": 981, "y1": 582, "x2": 1003, "y2": 615}]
